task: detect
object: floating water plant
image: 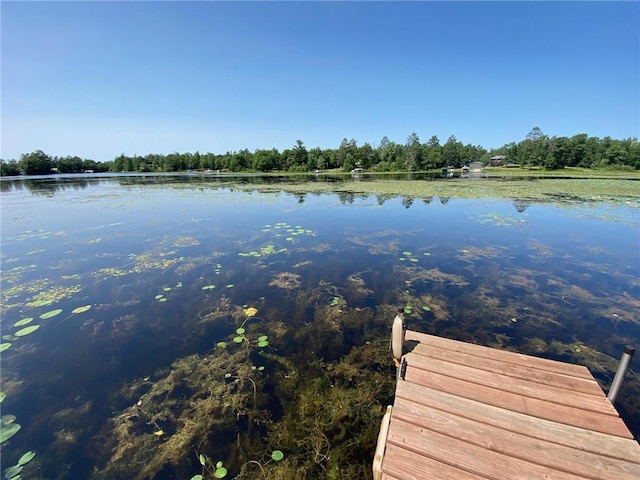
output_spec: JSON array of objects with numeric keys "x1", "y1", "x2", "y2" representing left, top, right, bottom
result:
[
  {"x1": 404, "y1": 305, "x2": 413, "y2": 314},
  {"x1": 271, "y1": 450, "x2": 284, "y2": 461},
  {"x1": 15, "y1": 325, "x2": 40, "y2": 337},
  {"x1": 422, "y1": 306, "x2": 431, "y2": 311},
  {"x1": 202, "y1": 285, "x2": 215, "y2": 290},
  {"x1": 39, "y1": 308, "x2": 63, "y2": 320},
  {"x1": 330, "y1": 297, "x2": 340, "y2": 307},
  {"x1": 155, "y1": 295, "x2": 164, "y2": 300},
  {"x1": 0, "y1": 422, "x2": 21, "y2": 442},
  {"x1": 0, "y1": 343, "x2": 10, "y2": 353},
  {"x1": 18, "y1": 450, "x2": 36, "y2": 465},
  {"x1": 13, "y1": 318, "x2": 33, "y2": 327},
  {"x1": 0, "y1": 393, "x2": 5, "y2": 403}
]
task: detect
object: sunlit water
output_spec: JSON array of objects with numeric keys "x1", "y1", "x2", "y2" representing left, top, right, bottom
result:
[{"x1": 1, "y1": 175, "x2": 639, "y2": 479}]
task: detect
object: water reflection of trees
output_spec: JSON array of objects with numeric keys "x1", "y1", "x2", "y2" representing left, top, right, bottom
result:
[{"x1": 513, "y1": 199, "x2": 531, "y2": 212}]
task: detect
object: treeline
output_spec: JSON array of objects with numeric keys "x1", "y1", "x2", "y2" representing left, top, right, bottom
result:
[
  {"x1": 2, "y1": 128, "x2": 639, "y2": 176},
  {"x1": 0, "y1": 150, "x2": 109, "y2": 176}
]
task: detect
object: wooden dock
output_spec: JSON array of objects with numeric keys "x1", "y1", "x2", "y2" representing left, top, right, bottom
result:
[{"x1": 376, "y1": 330, "x2": 640, "y2": 480}]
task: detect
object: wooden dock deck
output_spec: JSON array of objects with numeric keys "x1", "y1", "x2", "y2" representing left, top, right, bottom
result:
[{"x1": 377, "y1": 330, "x2": 640, "y2": 480}]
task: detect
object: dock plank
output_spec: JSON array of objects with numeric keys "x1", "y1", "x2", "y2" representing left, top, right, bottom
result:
[
  {"x1": 406, "y1": 352, "x2": 617, "y2": 415},
  {"x1": 403, "y1": 362, "x2": 632, "y2": 437},
  {"x1": 395, "y1": 380, "x2": 640, "y2": 462},
  {"x1": 387, "y1": 417, "x2": 594, "y2": 480},
  {"x1": 404, "y1": 330, "x2": 593, "y2": 379},
  {"x1": 392, "y1": 396, "x2": 640, "y2": 480},
  {"x1": 410, "y1": 342, "x2": 604, "y2": 396},
  {"x1": 382, "y1": 443, "x2": 489, "y2": 480}
]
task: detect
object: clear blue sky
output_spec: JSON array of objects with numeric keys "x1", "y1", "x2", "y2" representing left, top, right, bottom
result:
[{"x1": 2, "y1": 1, "x2": 638, "y2": 161}]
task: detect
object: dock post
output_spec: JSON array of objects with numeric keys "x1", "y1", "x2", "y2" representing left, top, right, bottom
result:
[{"x1": 607, "y1": 346, "x2": 636, "y2": 404}]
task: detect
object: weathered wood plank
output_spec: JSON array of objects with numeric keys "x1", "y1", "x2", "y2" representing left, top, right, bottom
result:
[
  {"x1": 406, "y1": 353, "x2": 616, "y2": 416},
  {"x1": 392, "y1": 396, "x2": 640, "y2": 480},
  {"x1": 387, "y1": 416, "x2": 595, "y2": 480},
  {"x1": 395, "y1": 380, "x2": 640, "y2": 462},
  {"x1": 404, "y1": 330, "x2": 592, "y2": 379},
  {"x1": 382, "y1": 443, "x2": 489, "y2": 480},
  {"x1": 410, "y1": 342, "x2": 604, "y2": 396},
  {"x1": 402, "y1": 365, "x2": 632, "y2": 438}
]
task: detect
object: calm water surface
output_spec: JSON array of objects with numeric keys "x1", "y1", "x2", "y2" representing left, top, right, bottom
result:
[{"x1": 1, "y1": 175, "x2": 639, "y2": 479}]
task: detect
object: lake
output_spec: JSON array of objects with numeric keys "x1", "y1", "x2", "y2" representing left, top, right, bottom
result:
[{"x1": 1, "y1": 174, "x2": 639, "y2": 479}]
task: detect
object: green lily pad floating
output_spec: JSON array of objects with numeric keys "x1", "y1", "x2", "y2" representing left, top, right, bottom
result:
[
  {"x1": 251, "y1": 365, "x2": 257, "y2": 370},
  {"x1": 191, "y1": 475, "x2": 203, "y2": 480},
  {"x1": 18, "y1": 450, "x2": 36, "y2": 466},
  {"x1": 39, "y1": 309, "x2": 63, "y2": 320},
  {"x1": 199, "y1": 453, "x2": 206, "y2": 466},
  {"x1": 163, "y1": 287, "x2": 172, "y2": 292},
  {"x1": 257, "y1": 340, "x2": 269, "y2": 348},
  {"x1": 0, "y1": 343, "x2": 11, "y2": 353},
  {"x1": 1, "y1": 336, "x2": 17, "y2": 342},
  {"x1": 155, "y1": 295, "x2": 164, "y2": 300},
  {"x1": 271, "y1": 450, "x2": 284, "y2": 461},
  {"x1": 216, "y1": 341, "x2": 227, "y2": 348},
  {"x1": 30, "y1": 299, "x2": 53, "y2": 308},
  {"x1": 224, "y1": 373, "x2": 232, "y2": 378},
  {"x1": 399, "y1": 257, "x2": 406, "y2": 261},
  {"x1": 13, "y1": 318, "x2": 33, "y2": 327},
  {"x1": 236, "y1": 328, "x2": 245, "y2": 334},
  {"x1": 409, "y1": 258, "x2": 419, "y2": 262},
  {"x1": 0, "y1": 392, "x2": 5, "y2": 403},
  {"x1": 1, "y1": 414, "x2": 16, "y2": 425},
  {"x1": 158, "y1": 298, "x2": 168, "y2": 302},
  {"x1": 423, "y1": 252, "x2": 431, "y2": 256},
  {"x1": 233, "y1": 336, "x2": 244, "y2": 343},
  {"x1": 258, "y1": 366, "x2": 265, "y2": 371},
  {"x1": 72, "y1": 305, "x2": 92, "y2": 314},
  {"x1": 202, "y1": 285, "x2": 215, "y2": 290},
  {"x1": 402, "y1": 251, "x2": 412, "y2": 256},
  {"x1": 3, "y1": 465, "x2": 22, "y2": 478},
  {"x1": 422, "y1": 306, "x2": 431, "y2": 311},
  {"x1": 0, "y1": 422, "x2": 21, "y2": 442},
  {"x1": 404, "y1": 305, "x2": 413, "y2": 314},
  {"x1": 258, "y1": 335, "x2": 268, "y2": 342},
  {"x1": 226, "y1": 284, "x2": 234, "y2": 288},
  {"x1": 15, "y1": 325, "x2": 40, "y2": 337},
  {"x1": 214, "y1": 463, "x2": 227, "y2": 478}
]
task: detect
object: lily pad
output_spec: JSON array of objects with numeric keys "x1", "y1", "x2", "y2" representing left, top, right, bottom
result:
[
  {"x1": 0, "y1": 422, "x2": 21, "y2": 442},
  {"x1": 236, "y1": 328, "x2": 245, "y2": 334},
  {"x1": 257, "y1": 340, "x2": 269, "y2": 348},
  {"x1": 1, "y1": 336, "x2": 17, "y2": 342},
  {"x1": 214, "y1": 467, "x2": 227, "y2": 478},
  {"x1": 1, "y1": 415, "x2": 16, "y2": 425},
  {"x1": 0, "y1": 392, "x2": 5, "y2": 403},
  {"x1": 158, "y1": 298, "x2": 168, "y2": 302},
  {"x1": 258, "y1": 335, "x2": 268, "y2": 342},
  {"x1": 271, "y1": 450, "x2": 284, "y2": 461},
  {"x1": 216, "y1": 341, "x2": 227, "y2": 348},
  {"x1": 402, "y1": 251, "x2": 412, "y2": 256},
  {"x1": 0, "y1": 343, "x2": 11, "y2": 353},
  {"x1": 191, "y1": 476, "x2": 203, "y2": 480},
  {"x1": 29, "y1": 299, "x2": 52, "y2": 307},
  {"x1": 39, "y1": 309, "x2": 63, "y2": 320},
  {"x1": 15, "y1": 325, "x2": 40, "y2": 337},
  {"x1": 13, "y1": 318, "x2": 33, "y2": 327},
  {"x1": 72, "y1": 305, "x2": 92, "y2": 314},
  {"x1": 233, "y1": 336, "x2": 243, "y2": 343},
  {"x1": 155, "y1": 295, "x2": 164, "y2": 300},
  {"x1": 244, "y1": 307, "x2": 258, "y2": 317},
  {"x1": 404, "y1": 305, "x2": 413, "y2": 314},
  {"x1": 3, "y1": 465, "x2": 22, "y2": 478},
  {"x1": 226, "y1": 284, "x2": 234, "y2": 288},
  {"x1": 18, "y1": 450, "x2": 36, "y2": 466},
  {"x1": 202, "y1": 285, "x2": 215, "y2": 290},
  {"x1": 199, "y1": 453, "x2": 206, "y2": 466},
  {"x1": 422, "y1": 306, "x2": 431, "y2": 311}
]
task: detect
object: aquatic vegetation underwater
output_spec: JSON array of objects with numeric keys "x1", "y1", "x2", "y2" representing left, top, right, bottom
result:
[{"x1": 1, "y1": 178, "x2": 639, "y2": 479}]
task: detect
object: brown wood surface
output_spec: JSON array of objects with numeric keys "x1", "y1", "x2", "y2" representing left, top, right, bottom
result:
[
  {"x1": 392, "y1": 397, "x2": 640, "y2": 480},
  {"x1": 410, "y1": 342, "x2": 604, "y2": 396},
  {"x1": 404, "y1": 330, "x2": 593, "y2": 379},
  {"x1": 379, "y1": 330, "x2": 640, "y2": 479},
  {"x1": 395, "y1": 380, "x2": 640, "y2": 462},
  {"x1": 405, "y1": 352, "x2": 616, "y2": 415}
]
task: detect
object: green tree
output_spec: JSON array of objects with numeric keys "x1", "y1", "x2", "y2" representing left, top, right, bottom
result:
[
  {"x1": 19, "y1": 150, "x2": 52, "y2": 175},
  {"x1": 0, "y1": 160, "x2": 20, "y2": 176}
]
